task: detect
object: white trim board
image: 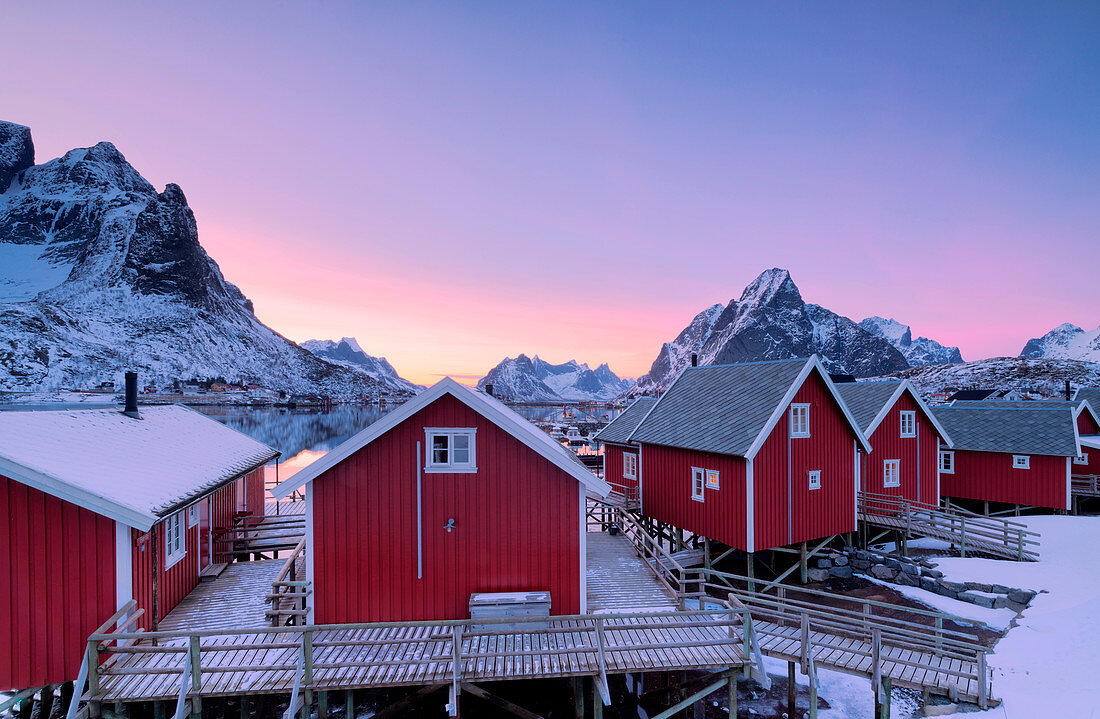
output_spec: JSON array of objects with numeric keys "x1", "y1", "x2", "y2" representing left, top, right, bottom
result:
[{"x1": 272, "y1": 378, "x2": 611, "y2": 499}]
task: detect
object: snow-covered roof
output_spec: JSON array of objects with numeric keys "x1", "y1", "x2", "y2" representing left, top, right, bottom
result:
[
  {"x1": 0, "y1": 405, "x2": 279, "y2": 530},
  {"x1": 835, "y1": 380, "x2": 953, "y2": 446},
  {"x1": 627, "y1": 356, "x2": 872, "y2": 458},
  {"x1": 931, "y1": 404, "x2": 1088, "y2": 457},
  {"x1": 593, "y1": 397, "x2": 658, "y2": 445},
  {"x1": 272, "y1": 377, "x2": 611, "y2": 498}
]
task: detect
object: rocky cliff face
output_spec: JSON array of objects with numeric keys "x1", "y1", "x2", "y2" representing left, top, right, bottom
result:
[
  {"x1": 0, "y1": 121, "x2": 413, "y2": 396},
  {"x1": 631, "y1": 269, "x2": 909, "y2": 394},
  {"x1": 477, "y1": 354, "x2": 631, "y2": 402},
  {"x1": 1020, "y1": 323, "x2": 1100, "y2": 364},
  {"x1": 301, "y1": 338, "x2": 420, "y2": 394},
  {"x1": 859, "y1": 316, "x2": 963, "y2": 366}
]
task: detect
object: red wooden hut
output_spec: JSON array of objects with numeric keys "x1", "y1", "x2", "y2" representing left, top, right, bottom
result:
[
  {"x1": 626, "y1": 357, "x2": 871, "y2": 554},
  {"x1": 592, "y1": 397, "x2": 657, "y2": 502},
  {"x1": 271, "y1": 377, "x2": 611, "y2": 624},
  {"x1": 932, "y1": 401, "x2": 1100, "y2": 511},
  {"x1": 834, "y1": 380, "x2": 953, "y2": 506},
  {"x1": 1072, "y1": 389, "x2": 1100, "y2": 480},
  {"x1": 0, "y1": 404, "x2": 277, "y2": 693}
]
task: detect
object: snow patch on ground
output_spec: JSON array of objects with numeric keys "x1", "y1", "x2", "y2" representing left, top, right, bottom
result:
[
  {"x1": 0, "y1": 242, "x2": 73, "y2": 301},
  {"x1": 860, "y1": 575, "x2": 1016, "y2": 630}
]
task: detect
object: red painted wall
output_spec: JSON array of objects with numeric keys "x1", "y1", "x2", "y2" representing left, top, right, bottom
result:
[
  {"x1": 638, "y1": 444, "x2": 748, "y2": 549},
  {"x1": 639, "y1": 371, "x2": 859, "y2": 552},
  {"x1": 311, "y1": 393, "x2": 583, "y2": 623},
  {"x1": 860, "y1": 393, "x2": 942, "y2": 506},
  {"x1": 246, "y1": 467, "x2": 265, "y2": 516},
  {"x1": 0, "y1": 474, "x2": 116, "y2": 691},
  {"x1": 754, "y1": 372, "x2": 858, "y2": 550},
  {"x1": 1075, "y1": 412, "x2": 1100, "y2": 476},
  {"x1": 940, "y1": 450, "x2": 1069, "y2": 510},
  {"x1": 603, "y1": 443, "x2": 639, "y2": 496}
]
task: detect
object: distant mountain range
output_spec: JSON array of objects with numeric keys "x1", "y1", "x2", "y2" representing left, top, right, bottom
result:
[
  {"x1": 1020, "y1": 323, "x2": 1100, "y2": 364},
  {"x1": 0, "y1": 120, "x2": 417, "y2": 397},
  {"x1": 476, "y1": 355, "x2": 631, "y2": 402},
  {"x1": 300, "y1": 338, "x2": 421, "y2": 393},
  {"x1": 859, "y1": 316, "x2": 964, "y2": 366},
  {"x1": 888, "y1": 357, "x2": 1100, "y2": 400}
]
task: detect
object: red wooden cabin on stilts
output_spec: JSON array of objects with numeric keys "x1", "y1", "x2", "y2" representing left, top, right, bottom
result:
[{"x1": 593, "y1": 397, "x2": 656, "y2": 503}]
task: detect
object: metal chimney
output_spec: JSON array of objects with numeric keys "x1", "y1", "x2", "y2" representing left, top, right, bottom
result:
[
  {"x1": 1066, "y1": 379, "x2": 1072, "y2": 401},
  {"x1": 690, "y1": 353, "x2": 698, "y2": 367},
  {"x1": 123, "y1": 371, "x2": 141, "y2": 419},
  {"x1": 485, "y1": 383, "x2": 494, "y2": 397}
]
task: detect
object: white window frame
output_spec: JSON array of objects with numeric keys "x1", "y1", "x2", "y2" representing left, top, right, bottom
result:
[
  {"x1": 691, "y1": 467, "x2": 706, "y2": 502},
  {"x1": 808, "y1": 469, "x2": 822, "y2": 491},
  {"x1": 187, "y1": 504, "x2": 199, "y2": 527},
  {"x1": 164, "y1": 511, "x2": 186, "y2": 570},
  {"x1": 939, "y1": 450, "x2": 954, "y2": 474},
  {"x1": 883, "y1": 459, "x2": 901, "y2": 488},
  {"x1": 706, "y1": 469, "x2": 720, "y2": 490},
  {"x1": 790, "y1": 404, "x2": 811, "y2": 438},
  {"x1": 623, "y1": 453, "x2": 637, "y2": 480},
  {"x1": 899, "y1": 411, "x2": 916, "y2": 438},
  {"x1": 1075, "y1": 453, "x2": 1089, "y2": 466},
  {"x1": 424, "y1": 428, "x2": 477, "y2": 473},
  {"x1": 1012, "y1": 455, "x2": 1030, "y2": 470}
]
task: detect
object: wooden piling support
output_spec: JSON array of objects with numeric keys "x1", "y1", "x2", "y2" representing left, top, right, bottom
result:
[
  {"x1": 318, "y1": 691, "x2": 328, "y2": 719},
  {"x1": 808, "y1": 673, "x2": 817, "y2": 719},
  {"x1": 878, "y1": 677, "x2": 891, "y2": 719},
  {"x1": 573, "y1": 677, "x2": 585, "y2": 719},
  {"x1": 239, "y1": 696, "x2": 250, "y2": 719},
  {"x1": 727, "y1": 673, "x2": 737, "y2": 718},
  {"x1": 345, "y1": 690, "x2": 354, "y2": 718},
  {"x1": 153, "y1": 700, "x2": 167, "y2": 719},
  {"x1": 787, "y1": 662, "x2": 796, "y2": 718},
  {"x1": 592, "y1": 678, "x2": 603, "y2": 719},
  {"x1": 800, "y1": 542, "x2": 808, "y2": 584}
]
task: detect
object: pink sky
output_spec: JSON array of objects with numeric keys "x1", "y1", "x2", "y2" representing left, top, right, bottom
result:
[{"x1": 6, "y1": 3, "x2": 1099, "y2": 385}]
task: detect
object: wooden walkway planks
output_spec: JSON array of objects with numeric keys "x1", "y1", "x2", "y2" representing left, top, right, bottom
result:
[
  {"x1": 586, "y1": 532, "x2": 679, "y2": 613},
  {"x1": 160, "y1": 561, "x2": 284, "y2": 632}
]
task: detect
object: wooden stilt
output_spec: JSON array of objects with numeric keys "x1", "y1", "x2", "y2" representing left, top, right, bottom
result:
[
  {"x1": 807, "y1": 673, "x2": 817, "y2": 719},
  {"x1": 592, "y1": 678, "x2": 603, "y2": 719},
  {"x1": 799, "y1": 542, "x2": 808, "y2": 584},
  {"x1": 190, "y1": 696, "x2": 201, "y2": 719},
  {"x1": 114, "y1": 701, "x2": 126, "y2": 718},
  {"x1": 300, "y1": 691, "x2": 310, "y2": 719},
  {"x1": 39, "y1": 685, "x2": 55, "y2": 719},
  {"x1": 60, "y1": 682, "x2": 74, "y2": 714},
  {"x1": 345, "y1": 690, "x2": 354, "y2": 718},
  {"x1": 746, "y1": 553, "x2": 755, "y2": 593},
  {"x1": 787, "y1": 662, "x2": 796, "y2": 718},
  {"x1": 727, "y1": 672, "x2": 737, "y2": 718},
  {"x1": 318, "y1": 691, "x2": 328, "y2": 719},
  {"x1": 573, "y1": 677, "x2": 585, "y2": 719},
  {"x1": 878, "y1": 677, "x2": 891, "y2": 719},
  {"x1": 153, "y1": 700, "x2": 167, "y2": 719},
  {"x1": 239, "y1": 695, "x2": 250, "y2": 719}
]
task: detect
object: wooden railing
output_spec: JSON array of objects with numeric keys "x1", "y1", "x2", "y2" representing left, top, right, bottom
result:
[
  {"x1": 1072, "y1": 474, "x2": 1100, "y2": 497},
  {"x1": 212, "y1": 513, "x2": 307, "y2": 561},
  {"x1": 266, "y1": 537, "x2": 310, "y2": 626},
  {"x1": 858, "y1": 491, "x2": 1040, "y2": 561},
  {"x1": 65, "y1": 601, "x2": 145, "y2": 719}
]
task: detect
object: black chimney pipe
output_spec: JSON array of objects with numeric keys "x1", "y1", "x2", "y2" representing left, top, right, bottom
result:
[
  {"x1": 1066, "y1": 379, "x2": 1072, "y2": 401},
  {"x1": 485, "y1": 383, "x2": 494, "y2": 397},
  {"x1": 690, "y1": 353, "x2": 698, "y2": 367},
  {"x1": 123, "y1": 371, "x2": 141, "y2": 419}
]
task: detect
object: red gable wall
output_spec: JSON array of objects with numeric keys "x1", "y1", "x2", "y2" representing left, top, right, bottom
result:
[
  {"x1": 1075, "y1": 411, "x2": 1100, "y2": 476},
  {"x1": 0, "y1": 473, "x2": 116, "y2": 691},
  {"x1": 860, "y1": 391, "x2": 942, "y2": 506},
  {"x1": 311, "y1": 393, "x2": 583, "y2": 623},
  {"x1": 603, "y1": 443, "x2": 639, "y2": 498}
]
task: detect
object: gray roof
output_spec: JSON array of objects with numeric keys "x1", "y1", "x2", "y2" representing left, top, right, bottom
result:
[
  {"x1": 1074, "y1": 388, "x2": 1100, "y2": 407},
  {"x1": 835, "y1": 382, "x2": 904, "y2": 434},
  {"x1": 629, "y1": 358, "x2": 818, "y2": 457},
  {"x1": 932, "y1": 405, "x2": 1080, "y2": 457},
  {"x1": 593, "y1": 397, "x2": 658, "y2": 445}
]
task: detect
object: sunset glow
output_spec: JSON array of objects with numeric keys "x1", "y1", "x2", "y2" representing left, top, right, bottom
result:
[{"x1": 7, "y1": 2, "x2": 1099, "y2": 385}]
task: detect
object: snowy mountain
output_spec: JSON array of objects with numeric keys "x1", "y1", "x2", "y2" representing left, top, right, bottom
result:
[
  {"x1": 1019, "y1": 323, "x2": 1100, "y2": 364},
  {"x1": 631, "y1": 269, "x2": 909, "y2": 394},
  {"x1": 476, "y1": 355, "x2": 632, "y2": 402},
  {"x1": 300, "y1": 338, "x2": 420, "y2": 393},
  {"x1": 859, "y1": 316, "x2": 963, "y2": 366},
  {"x1": 885, "y1": 357, "x2": 1100, "y2": 401},
  {"x1": 0, "y1": 120, "x2": 411, "y2": 397}
]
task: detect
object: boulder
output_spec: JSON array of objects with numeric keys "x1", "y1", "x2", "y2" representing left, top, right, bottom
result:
[
  {"x1": 807, "y1": 568, "x2": 830, "y2": 583},
  {"x1": 816, "y1": 558, "x2": 833, "y2": 569},
  {"x1": 895, "y1": 571, "x2": 918, "y2": 587},
  {"x1": 992, "y1": 596, "x2": 1009, "y2": 609},
  {"x1": 1008, "y1": 589, "x2": 1036, "y2": 604},
  {"x1": 920, "y1": 577, "x2": 940, "y2": 592},
  {"x1": 852, "y1": 559, "x2": 872, "y2": 570},
  {"x1": 921, "y1": 568, "x2": 944, "y2": 579},
  {"x1": 1006, "y1": 600, "x2": 1028, "y2": 613},
  {"x1": 833, "y1": 555, "x2": 849, "y2": 567},
  {"x1": 900, "y1": 563, "x2": 920, "y2": 576},
  {"x1": 854, "y1": 550, "x2": 871, "y2": 561},
  {"x1": 965, "y1": 581, "x2": 993, "y2": 593},
  {"x1": 937, "y1": 579, "x2": 967, "y2": 593},
  {"x1": 869, "y1": 565, "x2": 896, "y2": 580},
  {"x1": 829, "y1": 566, "x2": 853, "y2": 579},
  {"x1": 991, "y1": 584, "x2": 1011, "y2": 594}
]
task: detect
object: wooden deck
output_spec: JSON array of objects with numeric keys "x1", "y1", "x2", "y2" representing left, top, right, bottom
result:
[
  {"x1": 160, "y1": 561, "x2": 285, "y2": 632},
  {"x1": 586, "y1": 532, "x2": 678, "y2": 613},
  {"x1": 90, "y1": 611, "x2": 748, "y2": 703}
]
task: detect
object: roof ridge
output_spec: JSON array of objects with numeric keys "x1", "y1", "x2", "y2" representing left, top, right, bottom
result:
[{"x1": 687, "y1": 357, "x2": 811, "y2": 370}]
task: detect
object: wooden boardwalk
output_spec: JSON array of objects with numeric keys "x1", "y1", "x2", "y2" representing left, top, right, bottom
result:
[
  {"x1": 160, "y1": 561, "x2": 284, "y2": 632},
  {"x1": 586, "y1": 532, "x2": 678, "y2": 613}
]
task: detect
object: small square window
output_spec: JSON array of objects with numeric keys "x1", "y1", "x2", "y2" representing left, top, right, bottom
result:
[
  {"x1": 808, "y1": 470, "x2": 821, "y2": 491},
  {"x1": 939, "y1": 451, "x2": 954, "y2": 474},
  {"x1": 883, "y1": 459, "x2": 901, "y2": 487},
  {"x1": 164, "y1": 511, "x2": 186, "y2": 569},
  {"x1": 1012, "y1": 455, "x2": 1030, "y2": 470},
  {"x1": 691, "y1": 467, "x2": 705, "y2": 502},
  {"x1": 187, "y1": 505, "x2": 199, "y2": 527},
  {"x1": 900, "y1": 411, "x2": 916, "y2": 438},
  {"x1": 425, "y1": 429, "x2": 477, "y2": 472},
  {"x1": 1075, "y1": 453, "x2": 1089, "y2": 466},
  {"x1": 706, "y1": 469, "x2": 720, "y2": 490},
  {"x1": 790, "y1": 404, "x2": 810, "y2": 438},
  {"x1": 623, "y1": 453, "x2": 637, "y2": 480}
]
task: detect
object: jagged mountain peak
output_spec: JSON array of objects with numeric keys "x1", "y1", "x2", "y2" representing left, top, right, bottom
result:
[
  {"x1": 301, "y1": 337, "x2": 420, "y2": 393},
  {"x1": 738, "y1": 267, "x2": 801, "y2": 308},
  {"x1": 0, "y1": 121, "x2": 34, "y2": 193},
  {"x1": 859, "y1": 316, "x2": 962, "y2": 366},
  {"x1": 1020, "y1": 323, "x2": 1100, "y2": 363},
  {"x1": 477, "y1": 355, "x2": 630, "y2": 402}
]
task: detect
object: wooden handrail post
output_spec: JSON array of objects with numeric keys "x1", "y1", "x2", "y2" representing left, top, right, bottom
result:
[
  {"x1": 303, "y1": 629, "x2": 314, "y2": 685},
  {"x1": 871, "y1": 629, "x2": 882, "y2": 699},
  {"x1": 188, "y1": 636, "x2": 201, "y2": 692},
  {"x1": 960, "y1": 517, "x2": 967, "y2": 558},
  {"x1": 935, "y1": 617, "x2": 943, "y2": 650},
  {"x1": 85, "y1": 640, "x2": 100, "y2": 698},
  {"x1": 978, "y1": 652, "x2": 988, "y2": 710}
]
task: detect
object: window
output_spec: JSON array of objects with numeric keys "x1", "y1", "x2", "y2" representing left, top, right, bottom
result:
[
  {"x1": 808, "y1": 470, "x2": 822, "y2": 491},
  {"x1": 790, "y1": 404, "x2": 810, "y2": 438},
  {"x1": 187, "y1": 504, "x2": 199, "y2": 527},
  {"x1": 164, "y1": 511, "x2": 186, "y2": 569},
  {"x1": 691, "y1": 467, "x2": 706, "y2": 502},
  {"x1": 899, "y1": 411, "x2": 916, "y2": 438},
  {"x1": 1012, "y1": 455, "x2": 1030, "y2": 470},
  {"x1": 706, "y1": 469, "x2": 720, "y2": 490},
  {"x1": 623, "y1": 453, "x2": 637, "y2": 480},
  {"x1": 883, "y1": 459, "x2": 901, "y2": 487},
  {"x1": 425, "y1": 429, "x2": 477, "y2": 472},
  {"x1": 939, "y1": 451, "x2": 954, "y2": 474},
  {"x1": 1075, "y1": 453, "x2": 1089, "y2": 466}
]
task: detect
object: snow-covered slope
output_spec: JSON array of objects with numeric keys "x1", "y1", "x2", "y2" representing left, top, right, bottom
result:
[
  {"x1": 1020, "y1": 323, "x2": 1100, "y2": 363},
  {"x1": 300, "y1": 338, "x2": 420, "y2": 393},
  {"x1": 883, "y1": 357, "x2": 1100, "y2": 400},
  {"x1": 0, "y1": 121, "x2": 406, "y2": 398},
  {"x1": 476, "y1": 355, "x2": 631, "y2": 402},
  {"x1": 860, "y1": 316, "x2": 963, "y2": 366},
  {"x1": 631, "y1": 269, "x2": 909, "y2": 394}
]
